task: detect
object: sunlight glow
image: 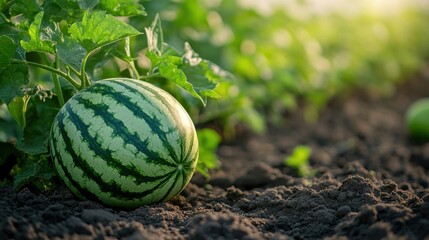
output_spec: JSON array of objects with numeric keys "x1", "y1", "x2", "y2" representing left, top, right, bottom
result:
[{"x1": 237, "y1": 0, "x2": 429, "y2": 17}]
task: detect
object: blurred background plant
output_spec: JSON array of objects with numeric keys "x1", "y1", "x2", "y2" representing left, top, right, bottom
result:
[
  {"x1": 138, "y1": 0, "x2": 429, "y2": 135},
  {"x1": 284, "y1": 145, "x2": 313, "y2": 177}
]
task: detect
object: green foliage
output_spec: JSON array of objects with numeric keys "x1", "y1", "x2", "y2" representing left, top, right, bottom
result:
[
  {"x1": 9, "y1": 0, "x2": 41, "y2": 20},
  {"x1": 68, "y1": 10, "x2": 141, "y2": 51},
  {"x1": 98, "y1": 0, "x2": 146, "y2": 16},
  {"x1": 0, "y1": 2, "x2": 229, "y2": 190},
  {"x1": 7, "y1": 95, "x2": 29, "y2": 128},
  {"x1": 196, "y1": 128, "x2": 221, "y2": 180},
  {"x1": 0, "y1": 64, "x2": 29, "y2": 104},
  {"x1": 20, "y1": 12, "x2": 56, "y2": 53},
  {"x1": 0, "y1": 104, "x2": 20, "y2": 143},
  {"x1": 284, "y1": 145, "x2": 313, "y2": 177},
  {"x1": 57, "y1": 37, "x2": 87, "y2": 70},
  {"x1": 0, "y1": 36, "x2": 18, "y2": 72},
  {"x1": 406, "y1": 98, "x2": 429, "y2": 142},
  {"x1": 13, "y1": 154, "x2": 57, "y2": 191},
  {"x1": 15, "y1": 88, "x2": 58, "y2": 155},
  {"x1": 144, "y1": 15, "x2": 229, "y2": 106}
]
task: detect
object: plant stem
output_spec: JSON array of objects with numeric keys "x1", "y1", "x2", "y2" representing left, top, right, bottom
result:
[
  {"x1": 67, "y1": 65, "x2": 81, "y2": 78},
  {"x1": 0, "y1": 12, "x2": 12, "y2": 25},
  {"x1": 21, "y1": 96, "x2": 30, "y2": 129},
  {"x1": 129, "y1": 61, "x2": 140, "y2": 79},
  {"x1": 11, "y1": 59, "x2": 80, "y2": 89},
  {"x1": 124, "y1": 37, "x2": 140, "y2": 79},
  {"x1": 39, "y1": 54, "x2": 65, "y2": 106},
  {"x1": 80, "y1": 53, "x2": 90, "y2": 89},
  {"x1": 52, "y1": 57, "x2": 65, "y2": 106},
  {"x1": 140, "y1": 72, "x2": 161, "y2": 80}
]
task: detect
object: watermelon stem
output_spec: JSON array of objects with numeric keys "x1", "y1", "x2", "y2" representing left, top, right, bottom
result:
[
  {"x1": 52, "y1": 56, "x2": 65, "y2": 106},
  {"x1": 38, "y1": 53, "x2": 65, "y2": 106},
  {"x1": 125, "y1": 37, "x2": 141, "y2": 79},
  {"x1": 80, "y1": 53, "x2": 91, "y2": 89},
  {"x1": 140, "y1": 72, "x2": 161, "y2": 80},
  {"x1": 11, "y1": 59, "x2": 80, "y2": 89}
]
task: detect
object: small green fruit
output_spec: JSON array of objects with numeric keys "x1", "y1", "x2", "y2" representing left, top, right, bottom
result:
[{"x1": 406, "y1": 98, "x2": 429, "y2": 142}]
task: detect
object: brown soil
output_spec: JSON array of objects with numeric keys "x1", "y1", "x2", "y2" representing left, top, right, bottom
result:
[{"x1": 1, "y1": 72, "x2": 429, "y2": 240}]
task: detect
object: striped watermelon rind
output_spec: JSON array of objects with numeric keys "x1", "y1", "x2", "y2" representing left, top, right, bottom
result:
[{"x1": 49, "y1": 78, "x2": 199, "y2": 208}]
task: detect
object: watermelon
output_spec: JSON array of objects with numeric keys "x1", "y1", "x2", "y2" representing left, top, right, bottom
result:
[
  {"x1": 406, "y1": 98, "x2": 429, "y2": 141},
  {"x1": 49, "y1": 78, "x2": 199, "y2": 208}
]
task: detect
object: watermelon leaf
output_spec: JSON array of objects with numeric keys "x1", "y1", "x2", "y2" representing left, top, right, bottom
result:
[
  {"x1": 158, "y1": 60, "x2": 204, "y2": 103},
  {"x1": 57, "y1": 37, "x2": 87, "y2": 70},
  {"x1": 20, "y1": 12, "x2": 57, "y2": 54},
  {"x1": 69, "y1": 10, "x2": 141, "y2": 52},
  {"x1": 180, "y1": 43, "x2": 232, "y2": 98},
  {"x1": 77, "y1": 0, "x2": 99, "y2": 10},
  {"x1": 146, "y1": 42, "x2": 229, "y2": 105},
  {"x1": 180, "y1": 62, "x2": 221, "y2": 99},
  {"x1": 13, "y1": 162, "x2": 37, "y2": 191},
  {"x1": 145, "y1": 15, "x2": 230, "y2": 105},
  {"x1": 15, "y1": 93, "x2": 59, "y2": 155},
  {"x1": 146, "y1": 49, "x2": 206, "y2": 104},
  {"x1": 13, "y1": 154, "x2": 56, "y2": 191},
  {"x1": 7, "y1": 96, "x2": 30, "y2": 129},
  {"x1": 0, "y1": 64, "x2": 29, "y2": 104},
  {"x1": 42, "y1": 0, "x2": 81, "y2": 22},
  {"x1": 0, "y1": 36, "x2": 18, "y2": 73},
  {"x1": 9, "y1": 0, "x2": 41, "y2": 20},
  {"x1": 99, "y1": 0, "x2": 146, "y2": 16}
]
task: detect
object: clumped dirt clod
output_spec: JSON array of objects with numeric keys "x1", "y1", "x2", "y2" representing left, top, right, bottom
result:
[{"x1": 1, "y1": 74, "x2": 429, "y2": 239}]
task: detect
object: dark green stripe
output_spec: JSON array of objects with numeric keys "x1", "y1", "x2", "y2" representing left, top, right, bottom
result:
[
  {"x1": 180, "y1": 169, "x2": 189, "y2": 190},
  {"x1": 185, "y1": 148, "x2": 199, "y2": 171},
  {"x1": 137, "y1": 170, "x2": 177, "y2": 203},
  {"x1": 90, "y1": 81, "x2": 180, "y2": 164},
  {"x1": 180, "y1": 149, "x2": 198, "y2": 188},
  {"x1": 177, "y1": 147, "x2": 198, "y2": 193},
  {"x1": 58, "y1": 104, "x2": 176, "y2": 201},
  {"x1": 159, "y1": 170, "x2": 181, "y2": 202}
]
